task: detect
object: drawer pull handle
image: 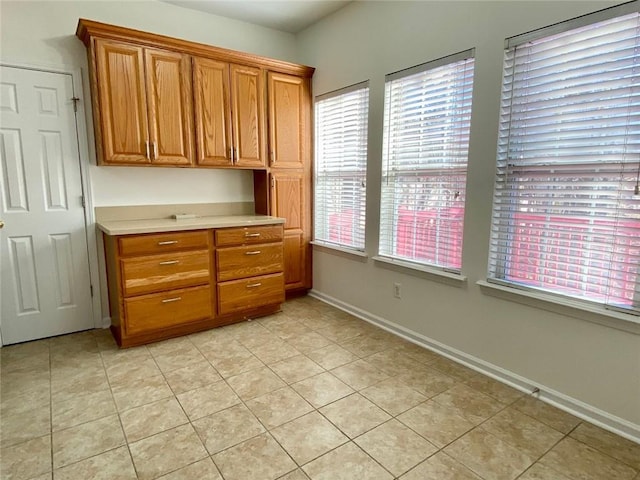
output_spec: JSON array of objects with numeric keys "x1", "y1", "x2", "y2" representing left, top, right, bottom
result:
[
  {"x1": 159, "y1": 260, "x2": 180, "y2": 265},
  {"x1": 246, "y1": 283, "x2": 262, "y2": 288},
  {"x1": 244, "y1": 233, "x2": 261, "y2": 238},
  {"x1": 245, "y1": 251, "x2": 261, "y2": 255},
  {"x1": 161, "y1": 297, "x2": 182, "y2": 303},
  {"x1": 158, "y1": 240, "x2": 178, "y2": 245}
]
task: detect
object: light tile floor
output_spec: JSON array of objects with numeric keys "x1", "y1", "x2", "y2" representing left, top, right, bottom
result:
[{"x1": 1, "y1": 296, "x2": 639, "y2": 480}]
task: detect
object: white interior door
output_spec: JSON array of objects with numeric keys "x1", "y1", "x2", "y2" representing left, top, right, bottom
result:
[{"x1": 0, "y1": 65, "x2": 93, "y2": 345}]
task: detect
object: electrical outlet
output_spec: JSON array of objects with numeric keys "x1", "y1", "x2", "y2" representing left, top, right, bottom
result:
[{"x1": 393, "y1": 282, "x2": 402, "y2": 299}]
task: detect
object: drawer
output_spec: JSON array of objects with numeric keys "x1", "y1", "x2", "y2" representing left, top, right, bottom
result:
[
  {"x1": 119, "y1": 231, "x2": 209, "y2": 257},
  {"x1": 215, "y1": 225, "x2": 283, "y2": 247},
  {"x1": 216, "y1": 243, "x2": 283, "y2": 282},
  {"x1": 218, "y1": 272, "x2": 284, "y2": 315},
  {"x1": 124, "y1": 285, "x2": 213, "y2": 336},
  {"x1": 121, "y1": 250, "x2": 210, "y2": 296}
]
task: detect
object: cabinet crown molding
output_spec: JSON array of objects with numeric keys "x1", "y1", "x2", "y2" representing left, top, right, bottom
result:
[{"x1": 76, "y1": 18, "x2": 315, "y2": 78}]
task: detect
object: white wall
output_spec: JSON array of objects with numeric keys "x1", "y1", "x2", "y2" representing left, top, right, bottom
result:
[
  {"x1": 0, "y1": 0, "x2": 297, "y2": 207},
  {"x1": 297, "y1": 1, "x2": 640, "y2": 432}
]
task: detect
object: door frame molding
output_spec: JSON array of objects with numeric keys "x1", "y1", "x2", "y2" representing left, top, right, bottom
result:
[{"x1": 0, "y1": 61, "x2": 103, "y2": 345}]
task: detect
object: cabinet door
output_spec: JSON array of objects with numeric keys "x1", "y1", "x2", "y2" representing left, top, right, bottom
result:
[
  {"x1": 193, "y1": 57, "x2": 232, "y2": 167},
  {"x1": 145, "y1": 48, "x2": 194, "y2": 166},
  {"x1": 270, "y1": 171, "x2": 308, "y2": 290},
  {"x1": 267, "y1": 72, "x2": 308, "y2": 169},
  {"x1": 231, "y1": 64, "x2": 265, "y2": 168},
  {"x1": 94, "y1": 39, "x2": 149, "y2": 165}
]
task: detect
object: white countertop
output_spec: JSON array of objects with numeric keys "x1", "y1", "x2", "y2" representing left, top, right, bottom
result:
[{"x1": 97, "y1": 215, "x2": 285, "y2": 236}]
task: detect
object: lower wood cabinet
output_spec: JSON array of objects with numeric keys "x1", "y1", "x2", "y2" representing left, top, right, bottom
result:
[{"x1": 104, "y1": 223, "x2": 284, "y2": 347}]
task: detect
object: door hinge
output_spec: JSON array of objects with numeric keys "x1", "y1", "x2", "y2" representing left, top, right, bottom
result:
[
  {"x1": 81, "y1": 195, "x2": 86, "y2": 209},
  {"x1": 90, "y1": 285, "x2": 94, "y2": 297},
  {"x1": 271, "y1": 177, "x2": 275, "y2": 188},
  {"x1": 71, "y1": 97, "x2": 80, "y2": 113}
]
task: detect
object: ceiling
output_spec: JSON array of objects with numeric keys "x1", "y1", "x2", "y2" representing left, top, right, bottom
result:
[{"x1": 161, "y1": 1, "x2": 352, "y2": 33}]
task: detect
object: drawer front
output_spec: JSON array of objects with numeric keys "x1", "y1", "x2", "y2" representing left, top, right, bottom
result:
[
  {"x1": 121, "y1": 250, "x2": 210, "y2": 296},
  {"x1": 124, "y1": 285, "x2": 213, "y2": 336},
  {"x1": 119, "y1": 231, "x2": 209, "y2": 257},
  {"x1": 216, "y1": 243, "x2": 283, "y2": 281},
  {"x1": 215, "y1": 225, "x2": 283, "y2": 247},
  {"x1": 218, "y1": 272, "x2": 284, "y2": 315}
]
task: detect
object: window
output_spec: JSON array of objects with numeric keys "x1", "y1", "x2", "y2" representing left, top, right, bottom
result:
[
  {"x1": 489, "y1": 5, "x2": 640, "y2": 314},
  {"x1": 379, "y1": 50, "x2": 475, "y2": 271},
  {"x1": 314, "y1": 82, "x2": 369, "y2": 251}
]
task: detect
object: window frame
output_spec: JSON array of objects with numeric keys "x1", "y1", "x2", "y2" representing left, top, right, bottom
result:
[
  {"x1": 487, "y1": 1, "x2": 640, "y2": 316},
  {"x1": 378, "y1": 48, "x2": 476, "y2": 274},
  {"x1": 313, "y1": 81, "x2": 370, "y2": 252}
]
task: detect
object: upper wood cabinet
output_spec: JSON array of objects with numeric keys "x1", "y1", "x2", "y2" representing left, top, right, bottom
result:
[
  {"x1": 145, "y1": 48, "x2": 194, "y2": 166},
  {"x1": 93, "y1": 39, "x2": 194, "y2": 166},
  {"x1": 94, "y1": 40, "x2": 149, "y2": 164},
  {"x1": 193, "y1": 58, "x2": 265, "y2": 168},
  {"x1": 267, "y1": 72, "x2": 309, "y2": 169},
  {"x1": 77, "y1": 19, "x2": 313, "y2": 170}
]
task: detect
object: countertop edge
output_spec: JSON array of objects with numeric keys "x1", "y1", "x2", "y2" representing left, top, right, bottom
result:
[{"x1": 97, "y1": 216, "x2": 286, "y2": 236}]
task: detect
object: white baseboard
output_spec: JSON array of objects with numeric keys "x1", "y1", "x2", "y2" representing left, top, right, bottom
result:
[{"x1": 309, "y1": 289, "x2": 640, "y2": 445}]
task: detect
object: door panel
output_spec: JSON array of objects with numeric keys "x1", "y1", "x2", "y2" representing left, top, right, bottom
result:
[
  {"x1": 193, "y1": 57, "x2": 232, "y2": 167},
  {"x1": 271, "y1": 171, "x2": 303, "y2": 230},
  {"x1": 270, "y1": 171, "x2": 307, "y2": 290},
  {"x1": 0, "y1": 128, "x2": 29, "y2": 211},
  {"x1": 283, "y1": 232, "x2": 305, "y2": 289},
  {"x1": 267, "y1": 72, "x2": 307, "y2": 169},
  {"x1": 95, "y1": 39, "x2": 149, "y2": 164},
  {"x1": 146, "y1": 48, "x2": 194, "y2": 166},
  {"x1": 40, "y1": 131, "x2": 68, "y2": 210},
  {"x1": 231, "y1": 64, "x2": 264, "y2": 168},
  {"x1": 0, "y1": 66, "x2": 93, "y2": 344}
]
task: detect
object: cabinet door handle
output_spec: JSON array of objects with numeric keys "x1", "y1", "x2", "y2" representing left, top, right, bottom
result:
[
  {"x1": 161, "y1": 297, "x2": 182, "y2": 303},
  {"x1": 153, "y1": 142, "x2": 158, "y2": 160},
  {"x1": 229, "y1": 146, "x2": 234, "y2": 163},
  {"x1": 244, "y1": 233, "x2": 261, "y2": 238},
  {"x1": 246, "y1": 283, "x2": 262, "y2": 288},
  {"x1": 244, "y1": 250, "x2": 261, "y2": 255},
  {"x1": 145, "y1": 141, "x2": 151, "y2": 160},
  {"x1": 159, "y1": 260, "x2": 179, "y2": 265},
  {"x1": 158, "y1": 240, "x2": 178, "y2": 245}
]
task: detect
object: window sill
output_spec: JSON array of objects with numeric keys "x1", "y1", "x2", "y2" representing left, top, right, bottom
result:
[
  {"x1": 311, "y1": 241, "x2": 369, "y2": 260},
  {"x1": 373, "y1": 255, "x2": 467, "y2": 286},
  {"x1": 477, "y1": 280, "x2": 640, "y2": 335}
]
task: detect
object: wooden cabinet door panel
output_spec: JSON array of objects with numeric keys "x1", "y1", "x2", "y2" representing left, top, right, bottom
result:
[
  {"x1": 193, "y1": 57, "x2": 232, "y2": 167},
  {"x1": 271, "y1": 171, "x2": 308, "y2": 289},
  {"x1": 283, "y1": 232, "x2": 305, "y2": 289},
  {"x1": 271, "y1": 171, "x2": 303, "y2": 230},
  {"x1": 145, "y1": 48, "x2": 194, "y2": 166},
  {"x1": 95, "y1": 39, "x2": 149, "y2": 164},
  {"x1": 231, "y1": 64, "x2": 264, "y2": 168},
  {"x1": 267, "y1": 72, "x2": 307, "y2": 169}
]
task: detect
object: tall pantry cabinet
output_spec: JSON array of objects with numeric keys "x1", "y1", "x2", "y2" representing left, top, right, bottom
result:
[
  {"x1": 77, "y1": 19, "x2": 314, "y2": 295},
  {"x1": 265, "y1": 73, "x2": 311, "y2": 291}
]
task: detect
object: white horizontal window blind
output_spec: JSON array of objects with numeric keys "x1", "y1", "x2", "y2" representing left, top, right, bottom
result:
[
  {"x1": 489, "y1": 5, "x2": 640, "y2": 314},
  {"x1": 379, "y1": 50, "x2": 475, "y2": 271},
  {"x1": 314, "y1": 82, "x2": 369, "y2": 250}
]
